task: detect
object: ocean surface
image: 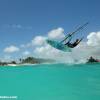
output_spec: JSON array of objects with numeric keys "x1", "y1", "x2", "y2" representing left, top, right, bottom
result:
[{"x1": 0, "y1": 63, "x2": 100, "y2": 100}]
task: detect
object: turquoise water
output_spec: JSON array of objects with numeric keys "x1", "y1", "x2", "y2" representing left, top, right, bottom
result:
[{"x1": 0, "y1": 63, "x2": 100, "y2": 100}]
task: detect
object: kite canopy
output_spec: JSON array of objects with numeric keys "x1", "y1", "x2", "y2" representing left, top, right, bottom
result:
[{"x1": 46, "y1": 39, "x2": 72, "y2": 52}]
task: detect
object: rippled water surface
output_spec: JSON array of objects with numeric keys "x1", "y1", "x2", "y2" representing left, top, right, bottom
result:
[{"x1": 0, "y1": 63, "x2": 100, "y2": 100}]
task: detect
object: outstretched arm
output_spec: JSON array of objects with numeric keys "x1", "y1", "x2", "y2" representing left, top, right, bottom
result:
[{"x1": 77, "y1": 37, "x2": 84, "y2": 44}]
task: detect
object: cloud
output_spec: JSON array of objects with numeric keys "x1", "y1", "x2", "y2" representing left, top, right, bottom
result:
[
  {"x1": 3, "y1": 24, "x2": 22, "y2": 29},
  {"x1": 12, "y1": 24, "x2": 22, "y2": 29},
  {"x1": 87, "y1": 32, "x2": 100, "y2": 46},
  {"x1": 20, "y1": 43, "x2": 32, "y2": 48},
  {"x1": 13, "y1": 27, "x2": 100, "y2": 63},
  {"x1": 48, "y1": 27, "x2": 65, "y2": 40},
  {"x1": 22, "y1": 51, "x2": 30, "y2": 56},
  {"x1": 34, "y1": 45, "x2": 60, "y2": 57},
  {"x1": 33, "y1": 30, "x2": 100, "y2": 63},
  {"x1": 20, "y1": 28, "x2": 64, "y2": 48},
  {"x1": 32, "y1": 27, "x2": 74, "y2": 62},
  {"x1": 32, "y1": 36, "x2": 46, "y2": 46},
  {"x1": 34, "y1": 45, "x2": 75, "y2": 63},
  {"x1": 3, "y1": 24, "x2": 32, "y2": 30},
  {"x1": 85, "y1": 32, "x2": 100, "y2": 59},
  {"x1": 4, "y1": 45, "x2": 20, "y2": 53}
]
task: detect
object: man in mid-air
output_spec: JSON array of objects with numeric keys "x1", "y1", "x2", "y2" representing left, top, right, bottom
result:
[{"x1": 65, "y1": 37, "x2": 83, "y2": 48}]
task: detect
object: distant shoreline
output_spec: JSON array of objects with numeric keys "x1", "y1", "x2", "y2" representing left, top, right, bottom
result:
[{"x1": 0, "y1": 57, "x2": 55, "y2": 66}]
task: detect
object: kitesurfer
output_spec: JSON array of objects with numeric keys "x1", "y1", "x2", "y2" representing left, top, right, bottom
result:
[{"x1": 65, "y1": 37, "x2": 83, "y2": 48}]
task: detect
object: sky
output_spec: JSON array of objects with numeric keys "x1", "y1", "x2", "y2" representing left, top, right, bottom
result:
[{"x1": 0, "y1": 0, "x2": 100, "y2": 61}]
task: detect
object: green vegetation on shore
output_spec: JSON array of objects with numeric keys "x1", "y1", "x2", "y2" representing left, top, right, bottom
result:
[{"x1": 0, "y1": 57, "x2": 54, "y2": 66}]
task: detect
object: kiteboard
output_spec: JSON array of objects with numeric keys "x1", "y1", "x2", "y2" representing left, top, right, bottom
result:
[{"x1": 46, "y1": 39, "x2": 72, "y2": 52}]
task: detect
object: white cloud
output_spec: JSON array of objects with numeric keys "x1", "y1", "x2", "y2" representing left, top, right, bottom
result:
[
  {"x1": 12, "y1": 27, "x2": 100, "y2": 63},
  {"x1": 34, "y1": 44, "x2": 74, "y2": 63},
  {"x1": 32, "y1": 27, "x2": 75, "y2": 63},
  {"x1": 48, "y1": 27, "x2": 65, "y2": 40},
  {"x1": 32, "y1": 36, "x2": 46, "y2": 46},
  {"x1": 3, "y1": 24, "x2": 33, "y2": 30},
  {"x1": 20, "y1": 28, "x2": 65, "y2": 48},
  {"x1": 87, "y1": 32, "x2": 100, "y2": 46},
  {"x1": 11, "y1": 24, "x2": 32, "y2": 30},
  {"x1": 12, "y1": 24, "x2": 22, "y2": 29},
  {"x1": 20, "y1": 43, "x2": 32, "y2": 48},
  {"x1": 22, "y1": 51, "x2": 30, "y2": 56},
  {"x1": 4, "y1": 45, "x2": 20, "y2": 53},
  {"x1": 34, "y1": 45, "x2": 59, "y2": 57},
  {"x1": 33, "y1": 30, "x2": 100, "y2": 63}
]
